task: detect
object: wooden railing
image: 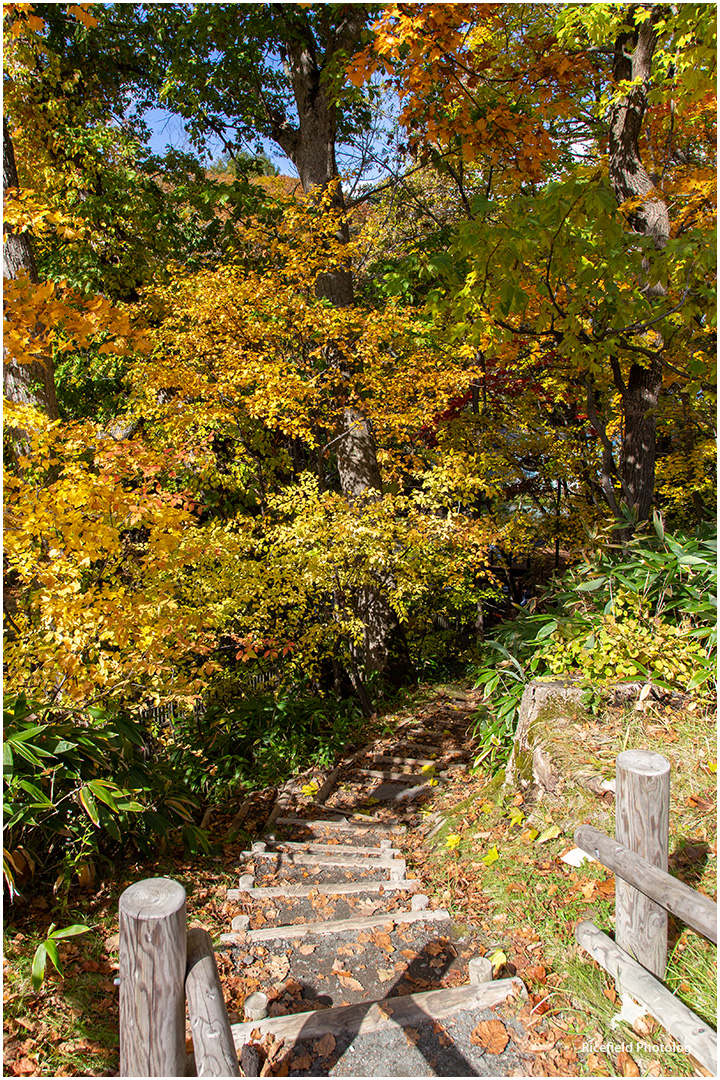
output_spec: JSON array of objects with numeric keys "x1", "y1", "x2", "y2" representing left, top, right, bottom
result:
[
  {"x1": 574, "y1": 749, "x2": 717, "y2": 1075},
  {"x1": 118, "y1": 878, "x2": 239, "y2": 1077}
]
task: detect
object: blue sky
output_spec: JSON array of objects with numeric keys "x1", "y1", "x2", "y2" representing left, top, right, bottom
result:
[{"x1": 143, "y1": 106, "x2": 294, "y2": 175}]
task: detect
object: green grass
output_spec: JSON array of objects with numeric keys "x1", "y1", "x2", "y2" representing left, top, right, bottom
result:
[{"x1": 415, "y1": 693, "x2": 717, "y2": 1077}]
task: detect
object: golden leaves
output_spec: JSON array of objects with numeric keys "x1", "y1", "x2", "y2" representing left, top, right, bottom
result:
[
  {"x1": 3, "y1": 412, "x2": 216, "y2": 703},
  {"x1": 4, "y1": 271, "x2": 148, "y2": 367}
]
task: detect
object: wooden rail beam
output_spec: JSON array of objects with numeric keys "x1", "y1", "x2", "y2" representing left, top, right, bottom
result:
[
  {"x1": 575, "y1": 824, "x2": 717, "y2": 945},
  {"x1": 575, "y1": 920, "x2": 717, "y2": 1076}
]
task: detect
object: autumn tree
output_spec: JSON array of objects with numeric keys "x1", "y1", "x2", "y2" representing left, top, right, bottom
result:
[
  {"x1": 129, "y1": 2, "x2": 424, "y2": 689},
  {"x1": 353, "y1": 3, "x2": 716, "y2": 533}
]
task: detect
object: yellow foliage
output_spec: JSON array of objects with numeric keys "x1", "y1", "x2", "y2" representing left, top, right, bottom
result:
[
  {"x1": 4, "y1": 405, "x2": 218, "y2": 704},
  {"x1": 4, "y1": 271, "x2": 149, "y2": 367}
]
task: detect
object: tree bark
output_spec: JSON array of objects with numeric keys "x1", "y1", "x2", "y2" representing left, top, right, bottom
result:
[
  {"x1": 3, "y1": 116, "x2": 60, "y2": 423},
  {"x1": 607, "y1": 10, "x2": 669, "y2": 529}
]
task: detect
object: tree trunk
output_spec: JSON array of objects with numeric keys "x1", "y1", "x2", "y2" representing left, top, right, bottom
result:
[
  {"x1": 277, "y1": 16, "x2": 412, "y2": 689},
  {"x1": 3, "y1": 116, "x2": 60, "y2": 424},
  {"x1": 607, "y1": 10, "x2": 669, "y2": 529}
]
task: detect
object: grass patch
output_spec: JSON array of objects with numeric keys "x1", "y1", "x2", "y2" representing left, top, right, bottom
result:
[{"x1": 416, "y1": 691, "x2": 716, "y2": 1077}]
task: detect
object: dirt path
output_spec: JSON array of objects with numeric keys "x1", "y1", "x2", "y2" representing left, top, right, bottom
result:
[{"x1": 218, "y1": 689, "x2": 536, "y2": 1076}]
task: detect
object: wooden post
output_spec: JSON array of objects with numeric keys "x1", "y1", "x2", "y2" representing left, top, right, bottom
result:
[
  {"x1": 615, "y1": 750, "x2": 670, "y2": 977},
  {"x1": 119, "y1": 878, "x2": 187, "y2": 1077},
  {"x1": 185, "y1": 928, "x2": 240, "y2": 1077}
]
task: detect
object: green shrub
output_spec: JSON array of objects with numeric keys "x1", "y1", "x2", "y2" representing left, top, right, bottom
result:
[
  {"x1": 3, "y1": 695, "x2": 207, "y2": 899},
  {"x1": 470, "y1": 520, "x2": 717, "y2": 770},
  {"x1": 164, "y1": 685, "x2": 365, "y2": 797}
]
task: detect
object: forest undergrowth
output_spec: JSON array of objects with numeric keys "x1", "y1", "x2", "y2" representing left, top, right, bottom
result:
[{"x1": 3, "y1": 675, "x2": 716, "y2": 1078}]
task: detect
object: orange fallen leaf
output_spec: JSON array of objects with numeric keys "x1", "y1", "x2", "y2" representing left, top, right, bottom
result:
[
  {"x1": 618, "y1": 1050, "x2": 640, "y2": 1076},
  {"x1": 313, "y1": 1033, "x2": 336, "y2": 1058},
  {"x1": 470, "y1": 1019, "x2": 509, "y2": 1054},
  {"x1": 373, "y1": 931, "x2": 393, "y2": 951},
  {"x1": 9, "y1": 1062, "x2": 40, "y2": 1077}
]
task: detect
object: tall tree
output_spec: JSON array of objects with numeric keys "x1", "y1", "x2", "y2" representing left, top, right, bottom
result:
[
  {"x1": 355, "y1": 2, "x2": 716, "y2": 531},
  {"x1": 606, "y1": 7, "x2": 669, "y2": 529},
  {"x1": 142, "y1": 2, "x2": 413, "y2": 688},
  {"x1": 3, "y1": 116, "x2": 60, "y2": 422}
]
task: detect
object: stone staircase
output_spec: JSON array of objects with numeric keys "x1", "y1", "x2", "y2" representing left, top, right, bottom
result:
[{"x1": 220, "y1": 694, "x2": 530, "y2": 1076}]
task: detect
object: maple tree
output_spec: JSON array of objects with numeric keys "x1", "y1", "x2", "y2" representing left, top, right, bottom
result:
[
  {"x1": 3, "y1": 2, "x2": 716, "y2": 723},
  {"x1": 351, "y1": 2, "x2": 716, "y2": 533}
]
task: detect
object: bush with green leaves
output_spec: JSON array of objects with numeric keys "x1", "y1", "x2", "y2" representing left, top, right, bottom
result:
[
  {"x1": 3, "y1": 695, "x2": 208, "y2": 899},
  {"x1": 164, "y1": 683, "x2": 365, "y2": 798},
  {"x1": 470, "y1": 519, "x2": 717, "y2": 770}
]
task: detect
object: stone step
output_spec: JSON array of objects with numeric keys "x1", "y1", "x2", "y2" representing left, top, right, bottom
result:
[
  {"x1": 227, "y1": 916, "x2": 471, "y2": 1009},
  {"x1": 230, "y1": 978, "x2": 526, "y2": 1049},
  {"x1": 275, "y1": 817, "x2": 406, "y2": 834},
  {"x1": 234, "y1": 889, "x2": 418, "y2": 930},
  {"x1": 384, "y1": 742, "x2": 464, "y2": 758},
  {"x1": 305, "y1": 802, "x2": 403, "y2": 825},
  {"x1": 368, "y1": 755, "x2": 442, "y2": 768},
  {"x1": 245, "y1": 850, "x2": 403, "y2": 871},
  {"x1": 354, "y1": 769, "x2": 444, "y2": 783},
  {"x1": 251, "y1": 863, "x2": 400, "y2": 887},
  {"x1": 322, "y1": 781, "x2": 437, "y2": 806},
  {"x1": 227, "y1": 878, "x2": 419, "y2": 901},
  {"x1": 257, "y1": 840, "x2": 401, "y2": 857},
  {"x1": 240, "y1": 906, "x2": 451, "y2": 943}
]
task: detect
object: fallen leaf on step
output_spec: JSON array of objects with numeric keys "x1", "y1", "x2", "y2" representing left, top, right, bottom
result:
[
  {"x1": 289, "y1": 1054, "x2": 312, "y2": 1071},
  {"x1": 432, "y1": 1021, "x2": 453, "y2": 1047},
  {"x1": 298, "y1": 944, "x2": 316, "y2": 955},
  {"x1": 470, "y1": 1019, "x2": 509, "y2": 1054},
  {"x1": 373, "y1": 932, "x2": 393, "y2": 952},
  {"x1": 377, "y1": 1003, "x2": 394, "y2": 1019},
  {"x1": 377, "y1": 968, "x2": 395, "y2": 982},
  {"x1": 267, "y1": 956, "x2": 290, "y2": 981},
  {"x1": 313, "y1": 1033, "x2": 336, "y2": 1058},
  {"x1": 425, "y1": 942, "x2": 444, "y2": 956},
  {"x1": 405, "y1": 1027, "x2": 420, "y2": 1046},
  {"x1": 337, "y1": 974, "x2": 364, "y2": 992},
  {"x1": 267, "y1": 1037, "x2": 285, "y2": 1062}
]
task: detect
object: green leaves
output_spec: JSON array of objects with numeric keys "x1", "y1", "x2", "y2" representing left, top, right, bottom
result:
[
  {"x1": 2, "y1": 696, "x2": 207, "y2": 891},
  {"x1": 31, "y1": 922, "x2": 91, "y2": 991}
]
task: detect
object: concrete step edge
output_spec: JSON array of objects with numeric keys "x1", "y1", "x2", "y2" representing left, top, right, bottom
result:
[
  {"x1": 256, "y1": 841, "x2": 402, "y2": 857},
  {"x1": 241, "y1": 850, "x2": 403, "y2": 869},
  {"x1": 230, "y1": 977, "x2": 527, "y2": 1048},
  {"x1": 227, "y1": 878, "x2": 419, "y2": 901},
  {"x1": 240, "y1": 906, "x2": 452, "y2": 942}
]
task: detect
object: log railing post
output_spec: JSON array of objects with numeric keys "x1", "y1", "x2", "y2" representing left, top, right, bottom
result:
[
  {"x1": 119, "y1": 878, "x2": 187, "y2": 1077},
  {"x1": 186, "y1": 927, "x2": 240, "y2": 1076},
  {"x1": 615, "y1": 750, "x2": 670, "y2": 977}
]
